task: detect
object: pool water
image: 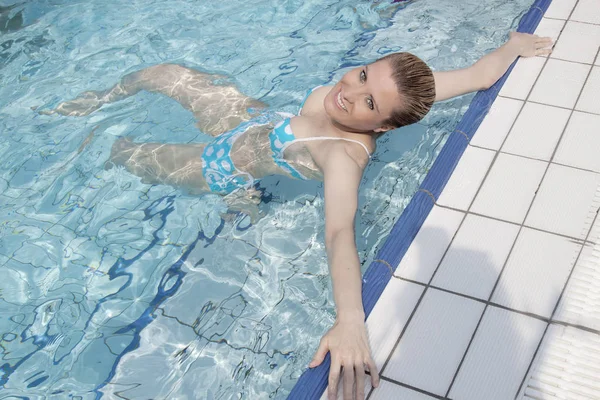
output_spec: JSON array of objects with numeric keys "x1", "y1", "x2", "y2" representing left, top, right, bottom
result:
[{"x1": 0, "y1": 0, "x2": 532, "y2": 398}]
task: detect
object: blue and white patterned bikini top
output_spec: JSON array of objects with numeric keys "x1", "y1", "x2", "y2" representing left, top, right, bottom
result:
[{"x1": 269, "y1": 86, "x2": 371, "y2": 180}]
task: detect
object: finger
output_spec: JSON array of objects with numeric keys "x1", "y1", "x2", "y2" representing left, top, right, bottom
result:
[
  {"x1": 343, "y1": 364, "x2": 354, "y2": 400},
  {"x1": 310, "y1": 338, "x2": 329, "y2": 368},
  {"x1": 355, "y1": 363, "x2": 366, "y2": 400},
  {"x1": 328, "y1": 360, "x2": 341, "y2": 400},
  {"x1": 536, "y1": 38, "x2": 554, "y2": 48},
  {"x1": 536, "y1": 37, "x2": 553, "y2": 44},
  {"x1": 366, "y1": 358, "x2": 380, "y2": 388},
  {"x1": 535, "y1": 48, "x2": 553, "y2": 56}
]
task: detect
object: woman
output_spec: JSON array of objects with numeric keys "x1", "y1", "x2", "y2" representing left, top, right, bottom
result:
[{"x1": 52, "y1": 32, "x2": 551, "y2": 400}]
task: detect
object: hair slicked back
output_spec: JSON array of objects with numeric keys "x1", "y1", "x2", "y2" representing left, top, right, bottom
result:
[{"x1": 379, "y1": 52, "x2": 435, "y2": 128}]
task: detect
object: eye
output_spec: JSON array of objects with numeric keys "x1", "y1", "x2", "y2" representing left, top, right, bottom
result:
[
  {"x1": 360, "y1": 69, "x2": 366, "y2": 83},
  {"x1": 366, "y1": 97, "x2": 374, "y2": 110}
]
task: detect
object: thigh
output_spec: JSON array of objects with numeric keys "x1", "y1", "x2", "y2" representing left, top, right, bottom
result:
[
  {"x1": 109, "y1": 139, "x2": 210, "y2": 192},
  {"x1": 134, "y1": 64, "x2": 267, "y2": 136}
]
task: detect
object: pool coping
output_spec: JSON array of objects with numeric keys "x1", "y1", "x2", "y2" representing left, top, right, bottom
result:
[{"x1": 288, "y1": 0, "x2": 553, "y2": 398}]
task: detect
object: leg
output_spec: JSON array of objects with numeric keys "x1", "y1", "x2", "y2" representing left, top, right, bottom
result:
[
  {"x1": 108, "y1": 138, "x2": 210, "y2": 193},
  {"x1": 54, "y1": 64, "x2": 267, "y2": 136},
  {"x1": 108, "y1": 138, "x2": 265, "y2": 222}
]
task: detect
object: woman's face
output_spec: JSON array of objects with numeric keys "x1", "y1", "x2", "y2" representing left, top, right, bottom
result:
[{"x1": 324, "y1": 60, "x2": 402, "y2": 133}]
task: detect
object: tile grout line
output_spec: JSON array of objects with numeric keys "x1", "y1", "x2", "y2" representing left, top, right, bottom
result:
[
  {"x1": 513, "y1": 43, "x2": 600, "y2": 399},
  {"x1": 389, "y1": 274, "x2": 600, "y2": 336},
  {"x1": 468, "y1": 144, "x2": 600, "y2": 176},
  {"x1": 496, "y1": 95, "x2": 600, "y2": 116},
  {"x1": 543, "y1": 46, "x2": 600, "y2": 164},
  {"x1": 392, "y1": 277, "x2": 549, "y2": 324},
  {"x1": 544, "y1": 16, "x2": 600, "y2": 27},
  {"x1": 442, "y1": 14, "x2": 579, "y2": 395},
  {"x1": 548, "y1": 55, "x2": 595, "y2": 66},
  {"x1": 377, "y1": 376, "x2": 448, "y2": 400},
  {"x1": 364, "y1": 288, "x2": 428, "y2": 399},
  {"x1": 436, "y1": 196, "x2": 597, "y2": 245}
]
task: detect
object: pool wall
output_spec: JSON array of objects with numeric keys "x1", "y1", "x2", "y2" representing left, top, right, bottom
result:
[{"x1": 288, "y1": 0, "x2": 553, "y2": 398}]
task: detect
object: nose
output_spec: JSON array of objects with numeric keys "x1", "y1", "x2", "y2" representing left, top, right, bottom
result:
[{"x1": 342, "y1": 83, "x2": 360, "y2": 104}]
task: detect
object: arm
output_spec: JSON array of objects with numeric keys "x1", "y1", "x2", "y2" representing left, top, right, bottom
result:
[
  {"x1": 433, "y1": 32, "x2": 553, "y2": 102},
  {"x1": 309, "y1": 145, "x2": 379, "y2": 400}
]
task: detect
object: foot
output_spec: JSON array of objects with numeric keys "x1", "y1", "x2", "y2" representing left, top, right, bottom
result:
[{"x1": 54, "y1": 90, "x2": 106, "y2": 116}]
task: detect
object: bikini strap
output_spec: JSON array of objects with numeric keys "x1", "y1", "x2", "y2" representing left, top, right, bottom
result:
[
  {"x1": 288, "y1": 136, "x2": 372, "y2": 159},
  {"x1": 298, "y1": 85, "x2": 323, "y2": 115}
]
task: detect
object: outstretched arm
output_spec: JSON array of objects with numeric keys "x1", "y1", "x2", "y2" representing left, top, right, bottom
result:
[
  {"x1": 433, "y1": 32, "x2": 553, "y2": 102},
  {"x1": 309, "y1": 145, "x2": 379, "y2": 400}
]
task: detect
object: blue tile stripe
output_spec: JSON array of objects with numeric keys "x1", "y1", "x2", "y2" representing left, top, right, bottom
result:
[{"x1": 288, "y1": 1, "x2": 552, "y2": 398}]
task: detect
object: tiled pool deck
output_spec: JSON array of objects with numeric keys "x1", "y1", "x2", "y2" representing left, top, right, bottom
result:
[{"x1": 320, "y1": 0, "x2": 600, "y2": 398}]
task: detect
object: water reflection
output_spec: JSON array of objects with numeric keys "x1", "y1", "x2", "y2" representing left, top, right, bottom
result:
[{"x1": 0, "y1": 3, "x2": 24, "y2": 33}]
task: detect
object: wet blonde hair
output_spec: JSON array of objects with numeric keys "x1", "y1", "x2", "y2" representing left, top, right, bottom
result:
[{"x1": 379, "y1": 52, "x2": 436, "y2": 128}]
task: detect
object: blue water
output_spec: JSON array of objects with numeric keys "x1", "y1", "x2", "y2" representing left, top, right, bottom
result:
[{"x1": 0, "y1": 0, "x2": 533, "y2": 398}]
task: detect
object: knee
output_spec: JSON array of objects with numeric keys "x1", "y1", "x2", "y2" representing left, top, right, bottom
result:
[{"x1": 145, "y1": 64, "x2": 188, "y2": 79}]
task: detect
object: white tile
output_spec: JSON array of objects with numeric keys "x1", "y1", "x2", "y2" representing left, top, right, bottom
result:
[
  {"x1": 554, "y1": 242, "x2": 600, "y2": 331},
  {"x1": 529, "y1": 59, "x2": 591, "y2": 108},
  {"x1": 384, "y1": 289, "x2": 484, "y2": 396},
  {"x1": 437, "y1": 146, "x2": 496, "y2": 210},
  {"x1": 370, "y1": 380, "x2": 437, "y2": 400},
  {"x1": 471, "y1": 154, "x2": 547, "y2": 224},
  {"x1": 432, "y1": 215, "x2": 519, "y2": 300},
  {"x1": 526, "y1": 164, "x2": 600, "y2": 239},
  {"x1": 571, "y1": 0, "x2": 600, "y2": 25},
  {"x1": 502, "y1": 102, "x2": 571, "y2": 161},
  {"x1": 395, "y1": 206, "x2": 464, "y2": 283},
  {"x1": 321, "y1": 377, "x2": 372, "y2": 400},
  {"x1": 492, "y1": 228, "x2": 582, "y2": 318},
  {"x1": 448, "y1": 307, "x2": 547, "y2": 400},
  {"x1": 518, "y1": 324, "x2": 600, "y2": 399},
  {"x1": 554, "y1": 111, "x2": 600, "y2": 172},
  {"x1": 470, "y1": 97, "x2": 524, "y2": 150},
  {"x1": 544, "y1": 0, "x2": 578, "y2": 19},
  {"x1": 499, "y1": 57, "x2": 546, "y2": 100},
  {"x1": 551, "y1": 21, "x2": 600, "y2": 64},
  {"x1": 534, "y1": 18, "x2": 565, "y2": 46},
  {"x1": 366, "y1": 279, "x2": 424, "y2": 370},
  {"x1": 576, "y1": 66, "x2": 600, "y2": 114}
]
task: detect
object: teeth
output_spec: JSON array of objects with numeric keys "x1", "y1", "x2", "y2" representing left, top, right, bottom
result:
[{"x1": 337, "y1": 92, "x2": 347, "y2": 111}]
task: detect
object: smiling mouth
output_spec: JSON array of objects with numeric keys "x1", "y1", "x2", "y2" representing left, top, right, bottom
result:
[{"x1": 336, "y1": 91, "x2": 348, "y2": 112}]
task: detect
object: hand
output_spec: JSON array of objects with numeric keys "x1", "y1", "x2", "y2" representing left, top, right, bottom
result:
[
  {"x1": 309, "y1": 315, "x2": 380, "y2": 400},
  {"x1": 508, "y1": 32, "x2": 553, "y2": 57}
]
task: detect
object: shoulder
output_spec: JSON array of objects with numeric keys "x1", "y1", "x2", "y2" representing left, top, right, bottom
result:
[
  {"x1": 300, "y1": 85, "x2": 333, "y2": 115},
  {"x1": 343, "y1": 140, "x2": 371, "y2": 170},
  {"x1": 321, "y1": 139, "x2": 369, "y2": 176}
]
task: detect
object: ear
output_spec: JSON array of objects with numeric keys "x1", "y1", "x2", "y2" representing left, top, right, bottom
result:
[{"x1": 373, "y1": 125, "x2": 395, "y2": 133}]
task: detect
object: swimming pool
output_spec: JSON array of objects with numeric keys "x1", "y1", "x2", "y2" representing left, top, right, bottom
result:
[{"x1": 0, "y1": 0, "x2": 533, "y2": 398}]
